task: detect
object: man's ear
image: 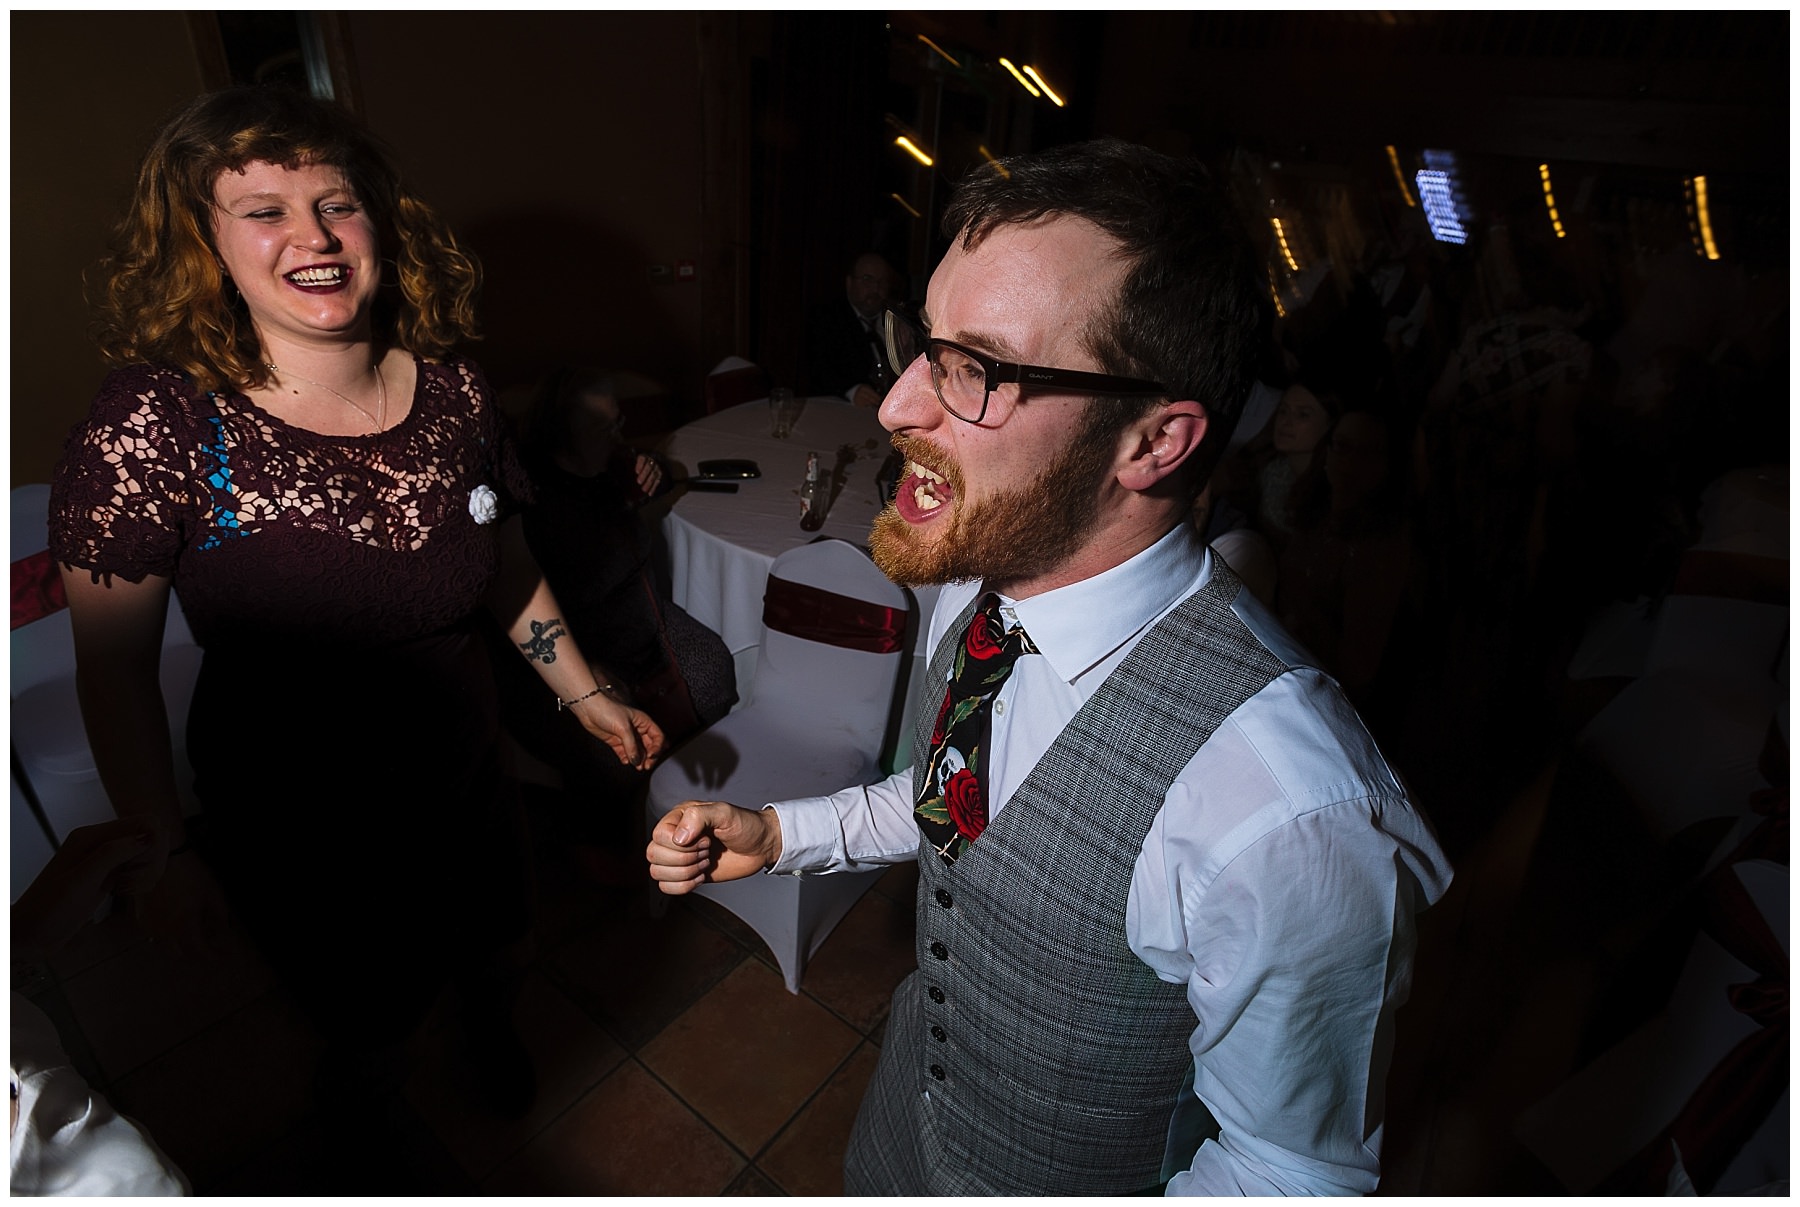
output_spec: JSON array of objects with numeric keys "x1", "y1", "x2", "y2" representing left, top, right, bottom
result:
[{"x1": 1117, "y1": 400, "x2": 1208, "y2": 492}]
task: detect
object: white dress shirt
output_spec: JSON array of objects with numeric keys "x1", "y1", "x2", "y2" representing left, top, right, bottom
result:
[{"x1": 771, "y1": 524, "x2": 1454, "y2": 1195}]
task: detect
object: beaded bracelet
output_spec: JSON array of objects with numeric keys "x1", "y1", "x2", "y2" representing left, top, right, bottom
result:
[{"x1": 557, "y1": 683, "x2": 617, "y2": 711}]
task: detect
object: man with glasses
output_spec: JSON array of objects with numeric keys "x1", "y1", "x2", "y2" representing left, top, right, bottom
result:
[{"x1": 648, "y1": 139, "x2": 1452, "y2": 1195}]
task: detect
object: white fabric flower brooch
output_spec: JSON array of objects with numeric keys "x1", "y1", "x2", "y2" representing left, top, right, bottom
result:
[{"x1": 468, "y1": 484, "x2": 499, "y2": 525}]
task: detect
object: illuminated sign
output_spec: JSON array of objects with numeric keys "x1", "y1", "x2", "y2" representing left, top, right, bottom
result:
[{"x1": 1416, "y1": 160, "x2": 1468, "y2": 246}]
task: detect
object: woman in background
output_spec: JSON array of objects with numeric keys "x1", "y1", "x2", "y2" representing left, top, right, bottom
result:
[
  {"x1": 49, "y1": 86, "x2": 662, "y2": 1149},
  {"x1": 495, "y1": 367, "x2": 736, "y2": 877},
  {"x1": 1253, "y1": 380, "x2": 1341, "y2": 546},
  {"x1": 1276, "y1": 407, "x2": 1418, "y2": 735}
]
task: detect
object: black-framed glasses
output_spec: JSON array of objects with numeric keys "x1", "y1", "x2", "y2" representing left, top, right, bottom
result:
[{"x1": 879, "y1": 307, "x2": 1168, "y2": 424}]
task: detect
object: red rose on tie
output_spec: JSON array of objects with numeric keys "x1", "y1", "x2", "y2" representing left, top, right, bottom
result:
[
  {"x1": 964, "y1": 613, "x2": 1003, "y2": 660},
  {"x1": 931, "y1": 691, "x2": 953, "y2": 745},
  {"x1": 944, "y1": 769, "x2": 986, "y2": 840}
]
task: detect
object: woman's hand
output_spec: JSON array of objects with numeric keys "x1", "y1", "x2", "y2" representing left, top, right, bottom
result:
[
  {"x1": 570, "y1": 689, "x2": 665, "y2": 771},
  {"x1": 127, "y1": 844, "x2": 239, "y2": 961},
  {"x1": 58, "y1": 568, "x2": 236, "y2": 956},
  {"x1": 490, "y1": 529, "x2": 666, "y2": 768},
  {"x1": 13, "y1": 817, "x2": 156, "y2": 963}
]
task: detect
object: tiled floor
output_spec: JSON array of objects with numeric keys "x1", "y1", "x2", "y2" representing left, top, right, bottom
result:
[
  {"x1": 22, "y1": 785, "x2": 921, "y2": 1196},
  {"x1": 18, "y1": 732, "x2": 1660, "y2": 1197}
]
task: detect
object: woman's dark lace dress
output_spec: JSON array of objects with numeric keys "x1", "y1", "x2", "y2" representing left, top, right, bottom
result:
[{"x1": 50, "y1": 355, "x2": 533, "y2": 1044}]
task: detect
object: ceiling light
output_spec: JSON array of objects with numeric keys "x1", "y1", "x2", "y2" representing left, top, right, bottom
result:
[
  {"x1": 1021, "y1": 65, "x2": 1064, "y2": 107},
  {"x1": 998, "y1": 58, "x2": 1041, "y2": 98},
  {"x1": 1539, "y1": 163, "x2": 1565, "y2": 239},
  {"x1": 1385, "y1": 145, "x2": 1415, "y2": 208},
  {"x1": 917, "y1": 35, "x2": 960, "y2": 68},
  {"x1": 895, "y1": 136, "x2": 934, "y2": 167}
]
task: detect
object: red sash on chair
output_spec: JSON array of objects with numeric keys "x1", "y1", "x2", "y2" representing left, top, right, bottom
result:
[
  {"x1": 1670, "y1": 550, "x2": 1788, "y2": 606},
  {"x1": 12, "y1": 549, "x2": 67, "y2": 630},
  {"x1": 762, "y1": 574, "x2": 907, "y2": 654}
]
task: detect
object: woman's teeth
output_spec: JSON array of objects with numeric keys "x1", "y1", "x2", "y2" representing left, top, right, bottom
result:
[{"x1": 287, "y1": 266, "x2": 344, "y2": 285}]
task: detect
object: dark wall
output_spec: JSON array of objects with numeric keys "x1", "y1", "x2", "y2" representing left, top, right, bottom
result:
[
  {"x1": 12, "y1": 12, "x2": 209, "y2": 485},
  {"x1": 747, "y1": 13, "x2": 891, "y2": 394},
  {"x1": 344, "y1": 11, "x2": 709, "y2": 405}
]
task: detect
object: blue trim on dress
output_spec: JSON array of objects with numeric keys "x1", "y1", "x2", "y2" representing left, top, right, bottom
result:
[{"x1": 196, "y1": 408, "x2": 246, "y2": 550}]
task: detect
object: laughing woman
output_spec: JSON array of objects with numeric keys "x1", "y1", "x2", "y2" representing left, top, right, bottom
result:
[{"x1": 49, "y1": 86, "x2": 662, "y2": 1147}]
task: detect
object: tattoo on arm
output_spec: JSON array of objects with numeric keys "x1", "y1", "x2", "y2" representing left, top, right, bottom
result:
[{"x1": 519, "y1": 617, "x2": 567, "y2": 664}]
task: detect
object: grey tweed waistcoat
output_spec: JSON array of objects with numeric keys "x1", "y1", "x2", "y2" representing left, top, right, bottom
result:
[{"x1": 843, "y1": 561, "x2": 1291, "y2": 1196}]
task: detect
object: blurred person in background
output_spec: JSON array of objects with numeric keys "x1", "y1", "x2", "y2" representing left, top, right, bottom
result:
[
  {"x1": 493, "y1": 366, "x2": 736, "y2": 878},
  {"x1": 806, "y1": 250, "x2": 905, "y2": 407},
  {"x1": 1277, "y1": 407, "x2": 1420, "y2": 735}
]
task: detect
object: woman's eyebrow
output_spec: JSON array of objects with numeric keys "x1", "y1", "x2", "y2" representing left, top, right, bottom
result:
[{"x1": 218, "y1": 186, "x2": 356, "y2": 207}]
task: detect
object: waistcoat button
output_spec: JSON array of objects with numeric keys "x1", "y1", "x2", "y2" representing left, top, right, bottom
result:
[
  {"x1": 928, "y1": 985, "x2": 945, "y2": 1003},
  {"x1": 935, "y1": 888, "x2": 953, "y2": 908},
  {"x1": 930, "y1": 940, "x2": 948, "y2": 960},
  {"x1": 931, "y1": 1025, "x2": 947, "y2": 1042},
  {"x1": 930, "y1": 1064, "x2": 946, "y2": 1081}
]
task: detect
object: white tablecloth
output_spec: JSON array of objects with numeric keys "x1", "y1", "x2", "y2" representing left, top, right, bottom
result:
[{"x1": 656, "y1": 398, "x2": 940, "y2": 721}]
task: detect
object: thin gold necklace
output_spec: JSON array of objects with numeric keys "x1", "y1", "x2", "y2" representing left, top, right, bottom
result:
[{"x1": 265, "y1": 360, "x2": 387, "y2": 434}]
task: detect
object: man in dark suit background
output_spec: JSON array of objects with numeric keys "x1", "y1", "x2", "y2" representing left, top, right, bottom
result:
[{"x1": 805, "y1": 251, "x2": 904, "y2": 407}]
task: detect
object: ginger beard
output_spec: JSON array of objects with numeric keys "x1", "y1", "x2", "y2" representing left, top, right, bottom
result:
[{"x1": 869, "y1": 410, "x2": 1125, "y2": 588}]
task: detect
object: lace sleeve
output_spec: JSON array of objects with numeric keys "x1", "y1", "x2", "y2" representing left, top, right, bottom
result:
[{"x1": 49, "y1": 367, "x2": 198, "y2": 585}]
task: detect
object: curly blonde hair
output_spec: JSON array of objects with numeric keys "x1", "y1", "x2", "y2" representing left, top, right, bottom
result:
[{"x1": 90, "y1": 86, "x2": 480, "y2": 394}]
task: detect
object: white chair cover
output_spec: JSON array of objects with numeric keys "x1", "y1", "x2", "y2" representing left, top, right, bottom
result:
[
  {"x1": 647, "y1": 537, "x2": 915, "y2": 992},
  {"x1": 1514, "y1": 859, "x2": 1788, "y2": 1194},
  {"x1": 11, "y1": 775, "x2": 58, "y2": 911},
  {"x1": 10, "y1": 485, "x2": 202, "y2": 900},
  {"x1": 1574, "y1": 505, "x2": 1787, "y2": 848},
  {"x1": 1575, "y1": 667, "x2": 1778, "y2": 846},
  {"x1": 708, "y1": 355, "x2": 757, "y2": 377}
]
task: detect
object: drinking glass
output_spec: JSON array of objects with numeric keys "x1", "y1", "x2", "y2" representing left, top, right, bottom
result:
[{"x1": 768, "y1": 387, "x2": 802, "y2": 438}]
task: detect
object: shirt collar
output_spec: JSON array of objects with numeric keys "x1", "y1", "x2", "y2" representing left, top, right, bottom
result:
[{"x1": 995, "y1": 524, "x2": 1211, "y2": 684}]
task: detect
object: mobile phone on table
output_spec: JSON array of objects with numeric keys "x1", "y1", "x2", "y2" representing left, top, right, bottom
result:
[{"x1": 697, "y1": 459, "x2": 760, "y2": 479}]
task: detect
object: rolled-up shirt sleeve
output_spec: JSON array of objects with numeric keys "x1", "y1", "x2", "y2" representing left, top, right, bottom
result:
[
  {"x1": 1134, "y1": 790, "x2": 1426, "y2": 1194},
  {"x1": 1176, "y1": 810, "x2": 1409, "y2": 1194},
  {"x1": 767, "y1": 767, "x2": 920, "y2": 875}
]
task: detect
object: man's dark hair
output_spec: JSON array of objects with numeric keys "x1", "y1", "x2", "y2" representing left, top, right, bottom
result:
[{"x1": 943, "y1": 138, "x2": 1270, "y2": 489}]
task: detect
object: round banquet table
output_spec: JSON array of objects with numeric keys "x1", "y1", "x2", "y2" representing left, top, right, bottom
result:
[{"x1": 655, "y1": 397, "x2": 940, "y2": 728}]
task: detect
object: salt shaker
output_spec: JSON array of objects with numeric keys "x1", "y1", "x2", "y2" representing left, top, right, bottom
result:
[{"x1": 798, "y1": 451, "x2": 825, "y2": 531}]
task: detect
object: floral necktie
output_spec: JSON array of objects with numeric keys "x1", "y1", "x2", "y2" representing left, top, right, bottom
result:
[{"x1": 914, "y1": 592, "x2": 1038, "y2": 865}]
